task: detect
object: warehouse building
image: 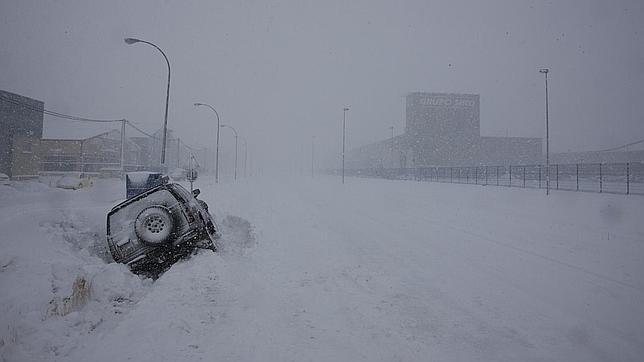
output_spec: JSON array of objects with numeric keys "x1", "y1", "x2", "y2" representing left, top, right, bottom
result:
[{"x1": 347, "y1": 92, "x2": 542, "y2": 169}]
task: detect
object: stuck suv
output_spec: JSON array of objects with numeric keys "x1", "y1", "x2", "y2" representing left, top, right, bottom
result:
[{"x1": 106, "y1": 182, "x2": 218, "y2": 275}]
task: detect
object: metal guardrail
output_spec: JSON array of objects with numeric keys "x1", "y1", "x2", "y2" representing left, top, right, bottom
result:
[{"x1": 343, "y1": 162, "x2": 644, "y2": 196}]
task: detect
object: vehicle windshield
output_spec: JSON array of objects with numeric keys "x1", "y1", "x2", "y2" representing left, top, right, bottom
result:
[{"x1": 1, "y1": 1, "x2": 643, "y2": 361}]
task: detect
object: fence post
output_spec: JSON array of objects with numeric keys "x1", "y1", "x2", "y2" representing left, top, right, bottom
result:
[
  {"x1": 539, "y1": 165, "x2": 542, "y2": 189},
  {"x1": 509, "y1": 166, "x2": 512, "y2": 187},
  {"x1": 523, "y1": 166, "x2": 526, "y2": 188},
  {"x1": 466, "y1": 167, "x2": 469, "y2": 184},
  {"x1": 599, "y1": 163, "x2": 603, "y2": 193},
  {"x1": 496, "y1": 166, "x2": 499, "y2": 186},
  {"x1": 485, "y1": 166, "x2": 488, "y2": 185},
  {"x1": 475, "y1": 167, "x2": 478, "y2": 184},
  {"x1": 627, "y1": 162, "x2": 630, "y2": 195},
  {"x1": 556, "y1": 164, "x2": 559, "y2": 190},
  {"x1": 450, "y1": 167, "x2": 453, "y2": 183},
  {"x1": 576, "y1": 163, "x2": 579, "y2": 191}
]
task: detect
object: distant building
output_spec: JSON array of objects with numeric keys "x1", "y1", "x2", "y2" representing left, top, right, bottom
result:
[
  {"x1": 347, "y1": 92, "x2": 542, "y2": 168},
  {"x1": 478, "y1": 136, "x2": 542, "y2": 165},
  {"x1": 39, "y1": 128, "x2": 158, "y2": 174},
  {"x1": 40, "y1": 130, "x2": 123, "y2": 173},
  {"x1": 406, "y1": 92, "x2": 481, "y2": 166},
  {"x1": 0, "y1": 90, "x2": 44, "y2": 179}
]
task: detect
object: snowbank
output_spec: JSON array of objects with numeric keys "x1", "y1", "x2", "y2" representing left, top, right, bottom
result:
[{"x1": 2, "y1": 175, "x2": 643, "y2": 361}]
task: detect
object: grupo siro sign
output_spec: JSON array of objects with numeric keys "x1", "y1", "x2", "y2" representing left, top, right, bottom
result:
[{"x1": 418, "y1": 95, "x2": 476, "y2": 108}]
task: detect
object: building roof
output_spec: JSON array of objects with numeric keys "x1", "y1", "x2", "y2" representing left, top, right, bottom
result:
[
  {"x1": 42, "y1": 122, "x2": 119, "y2": 141},
  {"x1": 0, "y1": 89, "x2": 44, "y2": 107}
]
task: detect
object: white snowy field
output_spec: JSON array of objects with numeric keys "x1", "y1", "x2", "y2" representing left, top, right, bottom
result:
[{"x1": 1, "y1": 175, "x2": 644, "y2": 362}]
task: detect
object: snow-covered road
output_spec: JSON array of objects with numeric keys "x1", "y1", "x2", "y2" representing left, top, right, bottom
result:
[{"x1": 2, "y1": 176, "x2": 643, "y2": 361}]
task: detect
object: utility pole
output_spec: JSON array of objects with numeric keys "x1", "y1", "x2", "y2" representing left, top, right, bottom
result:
[
  {"x1": 389, "y1": 126, "x2": 394, "y2": 168},
  {"x1": 311, "y1": 136, "x2": 315, "y2": 178},
  {"x1": 79, "y1": 140, "x2": 84, "y2": 174},
  {"x1": 342, "y1": 107, "x2": 349, "y2": 184},
  {"x1": 120, "y1": 119, "x2": 126, "y2": 173},
  {"x1": 177, "y1": 137, "x2": 180, "y2": 168},
  {"x1": 540, "y1": 68, "x2": 550, "y2": 195}
]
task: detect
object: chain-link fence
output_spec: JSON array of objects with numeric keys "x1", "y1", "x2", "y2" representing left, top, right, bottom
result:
[{"x1": 344, "y1": 162, "x2": 644, "y2": 195}]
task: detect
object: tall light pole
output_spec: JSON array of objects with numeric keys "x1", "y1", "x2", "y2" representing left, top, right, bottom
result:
[
  {"x1": 124, "y1": 37, "x2": 171, "y2": 169},
  {"x1": 239, "y1": 136, "x2": 248, "y2": 178},
  {"x1": 194, "y1": 103, "x2": 221, "y2": 183},
  {"x1": 342, "y1": 107, "x2": 349, "y2": 184},
  {"x1": 389, "y1": 126, "x2": 395, "y2": 168},
  {"x1": 311, "y1": 136, "x2": 316, "y2": 178},
  {"x1": 539, "y1": 68, "x2": 550, "y2": 195},
  {"x1": 176, "y1": 137, "x2": 181, "y2": 168},
  {"x1": 221, "y1": 124, "x2": 238, "y2": 181}
]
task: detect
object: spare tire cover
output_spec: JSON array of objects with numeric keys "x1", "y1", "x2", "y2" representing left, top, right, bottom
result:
[{"x1": 134, "y1": 206, "x2": 175, "y2": 244}]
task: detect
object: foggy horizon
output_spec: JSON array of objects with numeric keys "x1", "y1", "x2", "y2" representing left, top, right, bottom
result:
[{"x1": 2, "y1": 0, "x2": 643, "y2": 171}]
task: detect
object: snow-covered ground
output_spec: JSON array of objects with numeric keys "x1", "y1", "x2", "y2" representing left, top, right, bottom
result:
[{"x1": 1, "y1": 175, "x2": 643, "y2": 361}]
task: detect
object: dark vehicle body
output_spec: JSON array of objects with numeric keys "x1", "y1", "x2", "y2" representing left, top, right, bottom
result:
[
  {"x1": 107, "y1": 183, "x2": 218, "y2": 274},
  {"x1": 125, "y1": 172, "x2": 168, "y2": 199}
]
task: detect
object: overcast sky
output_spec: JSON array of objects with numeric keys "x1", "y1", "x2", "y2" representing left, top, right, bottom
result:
[{"x1": 1, "y1": 0, "x2": 643, "y2": 170}]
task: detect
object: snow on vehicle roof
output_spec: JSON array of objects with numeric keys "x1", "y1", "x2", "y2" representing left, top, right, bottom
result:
[{"x1": 126, "y1": 172, "x2": 158, "y2": 183}]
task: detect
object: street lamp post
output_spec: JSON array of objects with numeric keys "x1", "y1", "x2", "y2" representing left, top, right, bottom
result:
[
  {"x1": 342, "y1": 107, "x2": 349, "y2": 184},
  {"x1": 239, "y1": 136, "x2": 248, "y2": 178},
  {"x1": 389, "y1": 126, "x2": 394, "y2": 168},
  {"x1": 311, "y1": 136, "x2": 315, "y2": 178},
  {"x1": 124, "y1": 37, "x2": 171, "y2": 168},
  {"x1": 194, "y1": 103, "x2": 221, "y2": 183},
  {"x1": 539, "y1": 68, "x2": 550, "y2": 195},
  {"x1": 221, "y1": 124, "x2": 238, "y2": 181}
]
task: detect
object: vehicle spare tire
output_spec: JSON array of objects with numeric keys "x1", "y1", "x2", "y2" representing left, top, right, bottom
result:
[{"x1": 135, "y1": 206, "x2": 175, "y2": 244}]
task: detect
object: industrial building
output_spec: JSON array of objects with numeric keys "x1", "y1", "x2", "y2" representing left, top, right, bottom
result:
[
  {"x1": 346, "y1": 92, "x2": 542, "y2": 169},
  {"x1": 0, "y1": 90, "x2": 44, "y2": 179},
  {"x1": 40, "y1": 130, "x2": 126, "y2": 173}
]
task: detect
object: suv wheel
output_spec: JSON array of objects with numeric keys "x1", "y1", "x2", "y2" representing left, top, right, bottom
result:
[{"x1": 135, "y1": 206, "x2": 175, "y2": 244}]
